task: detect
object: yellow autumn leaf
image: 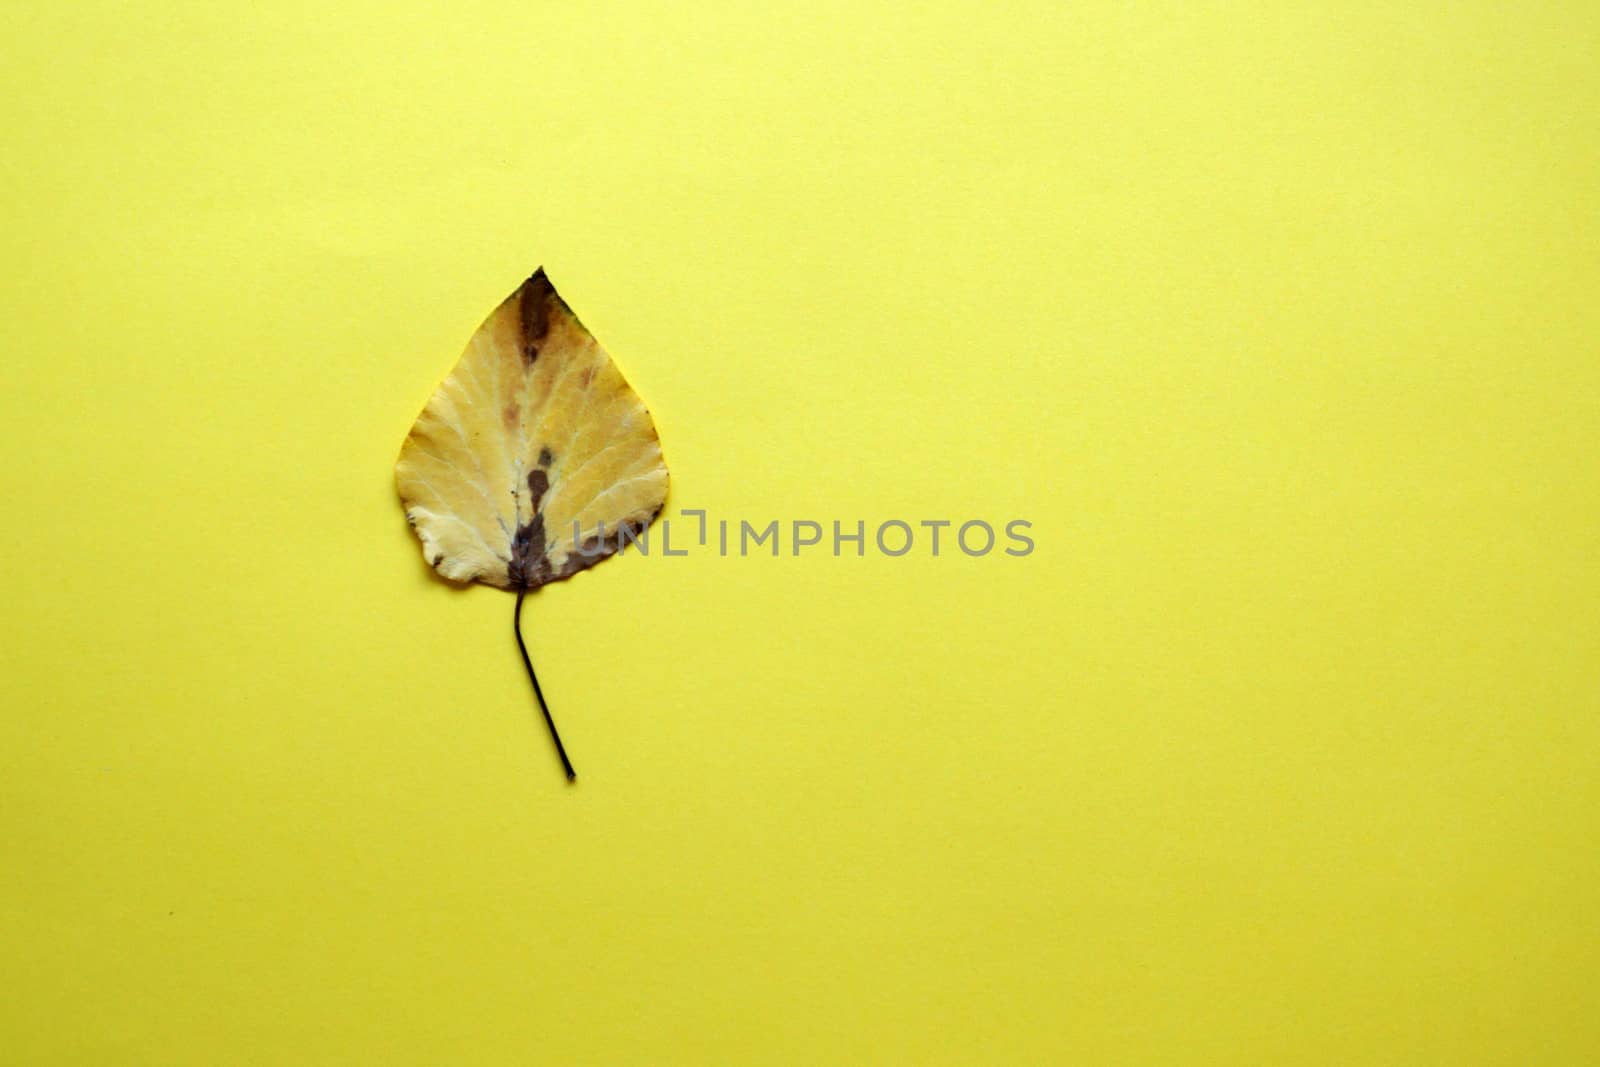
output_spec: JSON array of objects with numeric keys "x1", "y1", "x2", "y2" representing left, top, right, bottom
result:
[
  {"x1": 396, "y1": 269, "x2": 669, "y2": 591},
  {"x1": 395, "y1": 268, "x2": 669, "y2": 780}
]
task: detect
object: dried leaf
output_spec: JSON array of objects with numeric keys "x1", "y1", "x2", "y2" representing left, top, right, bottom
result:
[
  {"x1": 394, "y1": 269, "x2": 669, "y2": 780},
  {"x1": 396, "y1": 269, "x2": 669, "y2": 590}
]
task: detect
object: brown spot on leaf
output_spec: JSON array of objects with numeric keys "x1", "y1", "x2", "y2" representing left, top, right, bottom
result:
[
  {"x1": 538, "y1": 446, "x2": 553, "y2": 467},
  {"x1": 518, "y1": 270, "x2": 553, "y2": 364},
  {"x1": 502, "y1": 402, "x2": 520, "y2": 431},
  {"x1": 508, "y1": 514, "x2": 551, "y2": 588},
  {"x1": 552, "y1": 508, "x2": 665, "y2": 580},
  {"x1": 507, "y1": 468, "x2": 555, "y2": 588},
  {"x1": 527, "y1": 469, "x2": 549, "y2": 512},
  {"x1": 432, "y1": 553, "x2": 445, "y2": 567}
]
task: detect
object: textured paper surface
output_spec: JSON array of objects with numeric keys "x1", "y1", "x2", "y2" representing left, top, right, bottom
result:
[{"x1": 2, "y1": 3, "x2": 1598, "y2": 1064}]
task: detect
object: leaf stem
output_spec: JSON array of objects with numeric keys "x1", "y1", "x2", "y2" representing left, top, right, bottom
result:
[{"x1": 514, "y1": 587, "x2": 576, "y2": 781}]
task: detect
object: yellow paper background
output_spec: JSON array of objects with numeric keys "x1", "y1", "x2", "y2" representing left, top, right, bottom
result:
[{"x1": 3, "y1": 3, "x2": 1598, "y2": 1063}]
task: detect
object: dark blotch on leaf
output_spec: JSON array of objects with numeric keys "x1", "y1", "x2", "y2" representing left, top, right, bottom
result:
[
  {"x1": 508, "y1": 514, "x2": 551, "y2": 589},
  {"x1": 518, "y1": 270, "x2": 553, "y2": 364}
]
